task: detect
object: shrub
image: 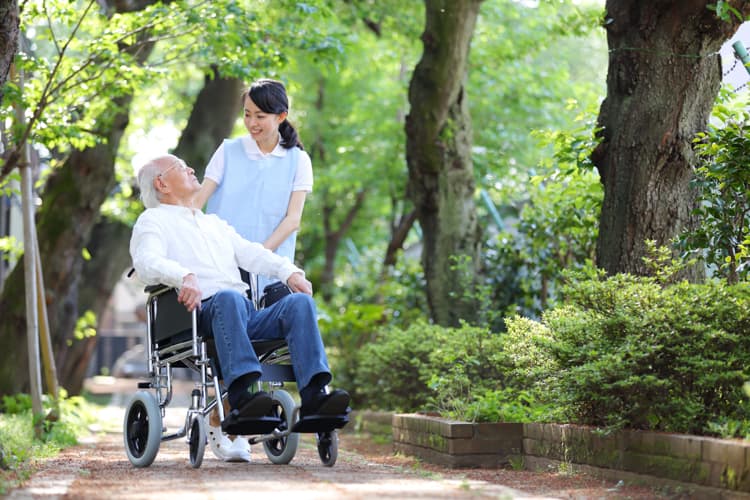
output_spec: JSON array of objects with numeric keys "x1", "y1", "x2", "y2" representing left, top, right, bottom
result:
[
  {"x1": 682, "y1": 101, "x2": 750, "y2": 283},
  {"x1": 543, "y1": 271, "x2": 750, "y2": 434},
  {"x1": 355, "y1": 320, "x2": 555, "y2": 422},
  {"x1": 354, "y1": 321, "x2": 446, "y2": 411}
]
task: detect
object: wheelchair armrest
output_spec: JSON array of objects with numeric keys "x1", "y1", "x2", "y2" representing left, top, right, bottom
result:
[{"x1": 144, "y1": 284, "x2": 172, "y2": 295}]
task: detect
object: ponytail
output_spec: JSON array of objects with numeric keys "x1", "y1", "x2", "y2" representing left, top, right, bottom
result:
[{"x1": 279, "y1": 120, "x2": 304, "y2": 150}]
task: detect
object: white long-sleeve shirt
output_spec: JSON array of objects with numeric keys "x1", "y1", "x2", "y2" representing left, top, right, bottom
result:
[{"x1": 129, "y1": 204, "x2": 301, "y2": 298}]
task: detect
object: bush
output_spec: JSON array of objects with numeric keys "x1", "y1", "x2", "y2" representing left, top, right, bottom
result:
[
  {"x1": 355, "y1": 320, "x2": 555, "y2": 422},
  {"x1": 354, "y1": 262, "x2": 750, "y2": 435},
  {"x1": 354, "y1": 321, "x2": 448, "y2": 411},
  {"x1": 540, "y1": 271, "x2": 750, "y2": 434}
]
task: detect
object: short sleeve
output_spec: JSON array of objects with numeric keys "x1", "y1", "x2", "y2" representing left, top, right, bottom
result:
[
  {"x1": 293, "y1": 149, "x2": 313, "y2": 192},
  {"x1": 204, "y1": 142, "x2": 227, "y2": 184}
]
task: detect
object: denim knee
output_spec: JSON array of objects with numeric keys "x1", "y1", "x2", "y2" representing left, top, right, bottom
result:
[
  {"x1": 211, "y1": 289, "x2": 247, "y2": 309},
  {"x1": 283, "y1": 293, "x2": 316, "y2": 311}
]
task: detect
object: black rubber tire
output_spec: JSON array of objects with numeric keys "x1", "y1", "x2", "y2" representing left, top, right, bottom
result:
[
  {"x1": 123, "y1": 391, "x2": 162, "y2": 468},
  {"x1": 263, "y1": 390, "x2": 299, "y2": 464},
  {"x1": 188, "y1": 414, "x2": 206, "y2": 468},
  {"x1": 317, "y1": 430, "x2": 338, "y2": 467}
]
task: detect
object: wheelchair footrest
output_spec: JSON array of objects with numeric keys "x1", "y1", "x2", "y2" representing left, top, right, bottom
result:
[
  {"x1": 221, "y1": 415, "x2": 282, "y2": 436},
  {"x1": 291, "y1": 413, "x2": 349, "y2": 433}
]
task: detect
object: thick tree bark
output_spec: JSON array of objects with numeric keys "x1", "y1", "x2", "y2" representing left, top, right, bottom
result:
[
  {"x1": 0, "y1": 0, "x2": 19, "y2": 106},
  {"x1": 593, "y1": 1, "x2": 750, "y2": 278},
  {"x1": 63, "y1": 218, "x2": 132, "y2": 394},
  {"x1": 405, "y1": 0, "x2": 483, "y2": 326},
  {"x1": 172, "y1": 68, "x2": 243, "y2": 177}
]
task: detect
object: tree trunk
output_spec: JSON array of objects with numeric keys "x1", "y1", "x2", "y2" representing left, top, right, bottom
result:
[
  {"x1": 405, "y1": 0, "x2": 483, "y2": 326},
  {"x1": 383, "y1": 209, "x2": 417, "y2": 268},
  {"x1": 63, "y1": 218, "x2": 132, "y2": 394},
  {"x1": 320, "y1": 188, "x2": 367, "y2": 299},
  {"x1": 592, "y1": 0, "x2": 750, "y2": 278},
  {"x1": 173, "y1": 68, "x2": 243, "y2": 177},
  {"x1": 0, "y1": 0, "x2": 18, "y2": 106},
  {"x1": 0, "y1": 97, "x2": 134, "y2": 395}
]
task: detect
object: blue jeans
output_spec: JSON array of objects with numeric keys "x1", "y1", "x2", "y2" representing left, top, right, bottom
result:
[{"x1": 198, "y1": 290, "x2": 331, "y2": 391}]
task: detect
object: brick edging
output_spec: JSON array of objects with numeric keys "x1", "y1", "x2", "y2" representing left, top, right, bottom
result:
[{"x1": 389, "y1": 413, "x2": 750, "y2": 497}]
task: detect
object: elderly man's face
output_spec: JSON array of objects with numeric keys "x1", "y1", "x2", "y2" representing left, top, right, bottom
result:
[{"x1": 156, "y1": 156, "x2": 200, "y2": 198}]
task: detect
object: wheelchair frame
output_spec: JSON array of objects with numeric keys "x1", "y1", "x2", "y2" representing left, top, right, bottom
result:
[{"x1": 122, "y1": 282, "x2": 344, "y2": 469}]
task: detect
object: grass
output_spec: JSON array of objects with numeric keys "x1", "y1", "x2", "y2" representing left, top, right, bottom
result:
[{"x1": 0, "y1": 391, "x2": 108, "y2": 495}]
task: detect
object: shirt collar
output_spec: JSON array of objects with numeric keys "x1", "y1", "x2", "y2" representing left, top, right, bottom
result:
[
  {"x1": 243, "y1": 134, "x2": 287, "y2": 158},
  {"x1": 155, "y1": 203, "x2": 200, "y2": 216}
]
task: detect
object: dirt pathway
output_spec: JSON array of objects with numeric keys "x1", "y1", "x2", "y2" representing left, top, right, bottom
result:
[{"x1": 6, "y1": 379, "x2": 672, "y2": 499}]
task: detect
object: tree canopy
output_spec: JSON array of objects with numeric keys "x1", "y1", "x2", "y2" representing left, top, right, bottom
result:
[{"x1": 3, "y1": 0, "x2": 746, "y2": 397}]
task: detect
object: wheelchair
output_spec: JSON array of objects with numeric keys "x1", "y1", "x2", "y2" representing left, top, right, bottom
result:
[{"x1": 122, "y1": 278, "x2": 348, "y2": 469}]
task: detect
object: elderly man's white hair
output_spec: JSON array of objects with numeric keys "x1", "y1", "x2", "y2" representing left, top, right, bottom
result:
[{"x1": 137, "y1": 155, "x2": 176, "y2": 209}]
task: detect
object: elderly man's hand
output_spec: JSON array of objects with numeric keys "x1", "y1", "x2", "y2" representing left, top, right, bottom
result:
[
  {"x1": 287, "y1": 272, "x2": 313, "y2": 295},
  {"x1": 178, "y1": 273, "x2": 202, "y2": 311}
]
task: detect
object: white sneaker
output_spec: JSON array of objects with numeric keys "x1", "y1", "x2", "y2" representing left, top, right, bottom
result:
[
  {"x1": 206, "y1": 419, "x2": 251, "y2": 462},
  {"x1": 224, "y1": 436, "x2": 252, "y2": 463}
]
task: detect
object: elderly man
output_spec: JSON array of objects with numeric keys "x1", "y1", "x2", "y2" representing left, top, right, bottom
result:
[{"x1": 129, "y1": 154, "x2": 350, "y2": 427}]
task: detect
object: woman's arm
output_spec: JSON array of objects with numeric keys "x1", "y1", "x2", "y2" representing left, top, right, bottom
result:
[
  {"x1": 193, "y1": 178, "x2": 218, "y2": 210},
  {"x1": 263, "y1": 190, "x2": 307, "y2": 251}
]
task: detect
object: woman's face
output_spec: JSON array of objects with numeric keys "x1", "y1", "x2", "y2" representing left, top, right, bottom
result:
[{"x1": 243, "y1": 95, "x2": 286, "y2": 148}]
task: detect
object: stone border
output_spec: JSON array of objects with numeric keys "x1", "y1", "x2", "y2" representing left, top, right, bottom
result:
[
  {"x1": 392, "y1": 413, "x2": 522, "y2": 468},
  {"x1": 391, "y1": 413, "x2": 750, "y2": 498}
]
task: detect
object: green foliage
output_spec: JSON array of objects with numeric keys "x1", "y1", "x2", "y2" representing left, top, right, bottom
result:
[
  {"x1": 354, "y1": 319, "x2": 555, "y2": 422},
  {"x1": 471, "y1": 1, "x2": 606, "y2": 182},
  {"x1": 353, "y1": 321, "x2": 442, "y2": 411},
  {"x1": 481, "y1": 114, "x2": 603, "y2": 322},
  {"x1": 425, "y1": 322, "x2": 510, "y2": 418},
  {"x1": 682, "y1": 102, "x2": 750, "y2": 283},
  {"x1": 318, "y1": 249, "x2": 427, "y2": 397},
  {"x1": 0, "y1": 236, "x2": 22, "y2": 263},
  {"x1": 708, "y1": 1, "x2": 746, "y2": 23},
  {"x1": 459, "y1": 388, "x2": 555, "y2": 424},
  {"x1": 0, "y1": 392, "x2": 101, "y2": 494},
  {"x1": 355, "y1": 263, "x2": 750, "y2": 436},
  {"x1": 72, "y1": 310, "x2": 97, "y2": 343},
  {"x1": 449, "y1": 254, "x2": 501, "y2": 328},
  {"x1": 539, "y1": 270, "x2": 750, "y2": 434}
]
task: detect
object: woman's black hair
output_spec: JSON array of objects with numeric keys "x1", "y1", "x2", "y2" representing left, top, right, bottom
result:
[{"x1": 243, "y1": 79, "x2": 304, "y2": 150}]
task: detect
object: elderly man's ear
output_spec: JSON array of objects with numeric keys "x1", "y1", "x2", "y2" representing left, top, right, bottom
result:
[{"x1": 154, "y1": 176, "x2": 169, "y2": 194}]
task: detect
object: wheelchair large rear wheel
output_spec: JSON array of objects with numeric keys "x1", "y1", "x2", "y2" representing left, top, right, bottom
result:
[
  {"x1": 188, "y1": 414, "x2": 206, "y2": 468},
  {"x1": 123, "y1": 391, "x2": 162, "y2": 467},
  {"x1": 263, "y1": 389, "x2": 299, "y2": 464},
  {"x1": 317, "y1": 430, "x2": 338, "y2": 467}
]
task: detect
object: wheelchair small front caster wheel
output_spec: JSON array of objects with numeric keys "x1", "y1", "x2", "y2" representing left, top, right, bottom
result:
[
  {"x1": 263, "y1": 390, "x2": 299, "y2": 464},
  {"x1": 188, "y1": 414, "x2": 207, "y2": 468},
  {"x1": 317, "y1": 430, "x2": 338, "y2": 467}
]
